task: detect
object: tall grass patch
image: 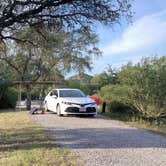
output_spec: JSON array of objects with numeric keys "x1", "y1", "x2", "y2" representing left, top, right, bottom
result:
[{"x1": 0, "y1": 111, "x2": 79, "y2": 166}]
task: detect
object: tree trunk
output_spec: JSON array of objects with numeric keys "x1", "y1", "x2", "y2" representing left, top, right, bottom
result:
[
  {"x1": 0, "y1": 93, "x2": 2, "y2": 101},
  {"x1": 39, "y1": 84, "x2": 46, "y2": 100},
  {"x1": 25, "y1": 82, "x2": 31, "y2": 110}
]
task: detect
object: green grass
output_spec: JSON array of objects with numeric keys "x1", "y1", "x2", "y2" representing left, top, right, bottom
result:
[
  {"x1": 101, "y1": 112, "x2": 166, "y2": 135},
  {"x1": 0, "y1": 110, "x2": 80, "y2": 166}
]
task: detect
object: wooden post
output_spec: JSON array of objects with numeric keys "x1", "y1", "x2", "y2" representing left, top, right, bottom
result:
[
  {"x1": 17, "y1": 83, "x2": 22, "y2": 111},
  {"x1": 25, "y1": 82, "x2": 31, "y2": 110},
  {"x1": 102, "y1": 102, "x2": 106, "y2": 113}
]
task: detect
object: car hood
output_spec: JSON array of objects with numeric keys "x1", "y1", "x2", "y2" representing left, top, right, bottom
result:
[{"x1": 60, "y1": 97, "x2": 95, "y2": 104}]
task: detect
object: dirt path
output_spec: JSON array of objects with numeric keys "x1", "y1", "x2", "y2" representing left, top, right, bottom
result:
[{"x1": 31, "y1": 113, "x2": 166, "y2": 166}]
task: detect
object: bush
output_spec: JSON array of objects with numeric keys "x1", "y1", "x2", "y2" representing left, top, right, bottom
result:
[
  {"x1": 99, "y1": 84, "x2": 141, "y2": 116},
  {"x1": 99, "y1": 84, "x2": 132, "y2": 105},
  {"x1": 110, "y1": 101, "x2": 133, "y2": 114},
  {"x1": 0, "y1": 88, "x2": 17, "y2": 108},
  {"x1": 31, "y1": 87, "x2": 40, "y2": 100}
]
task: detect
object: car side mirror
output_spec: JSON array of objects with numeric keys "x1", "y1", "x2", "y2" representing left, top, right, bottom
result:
[{"x1": 52, "y1": 95, "x2": 57, "y2": 99}]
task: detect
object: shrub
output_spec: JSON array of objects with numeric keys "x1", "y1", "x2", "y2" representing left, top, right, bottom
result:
[
  {"x1": 0, "y1": 88, "x2": 17, "y2": 108},
  {"x1": 99, "y1": 85, "x2": 136, "y2": 114}
]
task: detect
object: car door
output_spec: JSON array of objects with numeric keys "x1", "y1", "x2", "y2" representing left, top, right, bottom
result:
[
  {"x1": 46, "y1": 91, "x2": 53, "y2": 111},
  {"x1": 47, "y1": 90, "x2": 58, "y2": 112},
  {"x1": 49, "y1": 90, "x2": 58, "y2": 112}
]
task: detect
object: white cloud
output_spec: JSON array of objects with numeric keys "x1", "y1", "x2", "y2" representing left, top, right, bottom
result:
[{"x1": 102, "y1": 10, "x2": 166, "y2": 56}]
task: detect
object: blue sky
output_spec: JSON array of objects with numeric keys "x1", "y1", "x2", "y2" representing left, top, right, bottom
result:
[{"x1": 89, "y1": 0, "x2": 166, "y2": 75}]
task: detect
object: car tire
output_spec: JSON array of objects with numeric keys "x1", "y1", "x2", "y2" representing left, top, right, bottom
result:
[
  {"x1": 88, "y1": 114, "x2": 95, "y2": 117},
  {"x1": 57, "y1": 104, "x2": 63, "y2": 117}
]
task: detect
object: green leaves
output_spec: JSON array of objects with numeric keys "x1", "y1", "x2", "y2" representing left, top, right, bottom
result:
[
  {"x1": 0, "y1": 0, "x2": 133, "y2": 44},
  {"x1": 99, "y1": 56, "x2": 166, "y2": 119},
  {"x1": 91, "y1": 66, "x2": 118, "y2": 88}
]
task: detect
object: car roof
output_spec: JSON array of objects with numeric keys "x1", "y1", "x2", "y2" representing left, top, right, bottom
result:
[{"x1": 52, "y1": 88, "x2": 80, "y2": 91}]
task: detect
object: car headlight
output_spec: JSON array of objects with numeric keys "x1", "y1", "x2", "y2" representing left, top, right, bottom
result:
[{"x1": 62, "y1": 101, "x2": 72, "y2": 105}]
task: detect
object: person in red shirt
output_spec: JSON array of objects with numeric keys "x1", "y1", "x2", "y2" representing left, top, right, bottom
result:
[{"x1": 89, "y1": 95, "x2": 102, "y2": 106}]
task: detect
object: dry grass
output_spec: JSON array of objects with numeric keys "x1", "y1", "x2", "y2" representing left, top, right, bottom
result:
[{"x1": 0, "y1": 110, "x2": 79, "y2": 166}]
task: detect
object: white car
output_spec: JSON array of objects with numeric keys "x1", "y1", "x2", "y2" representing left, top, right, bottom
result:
[{"x1": 44, "y1": 88, "x2": 97, "y2": 116}]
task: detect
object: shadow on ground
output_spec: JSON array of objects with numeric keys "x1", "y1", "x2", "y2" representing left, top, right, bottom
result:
[
  {"x1": 48, "y1": 127, "x2": 166, "y2": 149},
  {"x1": 0, "y1": 126, "x2": 59, "y2": 152}
]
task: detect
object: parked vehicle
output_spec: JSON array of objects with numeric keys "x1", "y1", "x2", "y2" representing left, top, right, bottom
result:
[{"x1": 44, "y1": 88, "x2": 97, "y2": 116}]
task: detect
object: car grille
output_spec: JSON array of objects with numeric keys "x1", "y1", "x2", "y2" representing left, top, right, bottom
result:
[
  {"x1": 68, "y1": 103, "x2": 95, "y2": 107},
  {"x1": 66, "y1": 107, "x2": 79, "y2": 113},
  {"x1": 86, "y1": 107, "x2": 96, "y2": 112},
  {"x1": 65, "y1": 107, "x2": 96, "y2": 113}
]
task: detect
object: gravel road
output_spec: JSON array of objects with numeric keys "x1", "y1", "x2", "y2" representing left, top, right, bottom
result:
[{"x1": 31, "y1": 113, "x2": 166, "y2": 166}]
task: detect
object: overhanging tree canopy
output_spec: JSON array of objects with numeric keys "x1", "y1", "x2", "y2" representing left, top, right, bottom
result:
[{"x1": 0, "y1": 0, "x2": 132, "y2": 43}]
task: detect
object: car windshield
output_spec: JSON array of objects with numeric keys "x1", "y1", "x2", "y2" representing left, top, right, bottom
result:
[{"x1": 59, "y1": 89, "x2": 85, "y2": 97}]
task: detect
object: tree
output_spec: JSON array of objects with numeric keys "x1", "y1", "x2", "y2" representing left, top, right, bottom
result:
[
  {"x1": 0, "y1": 0, "x2": 132, "y2": 44},
  {"x1": 106, "y1": 65, "x2": 119, "y2": 84},
  {"x1": 0, "y1": 60, "x2": 18, "y2": 108},
  {"x1": 91, "y1": 66, "x2": 118, "y2": 88},
  {"x1": 1, "y1": 26, "x2": 101, "y2": 81},
  {"x1": 91, "y1": 72, "x2": 109, "y2": 88},
  {"x1": 100, "y1": 56, "x2": 166, "y2": 120},
  {"x1": 0, "y1": 61, "x2": 12, "y2": 101},
  {"x1": 0, "y1": 26, "x2": 101, "y2": 109},
  {"x1": 67, "y1": 73, "x2": 94, "y2": 94},
  {"x1": 0, "y1": 0, "x2": 133, "y2": 109},
  {"x1": 97, "y1": 56, "x2": 166, "y2": 125}
]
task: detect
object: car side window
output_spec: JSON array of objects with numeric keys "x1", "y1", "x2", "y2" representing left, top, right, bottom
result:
[
  {"x1": 50, "y1": 92, "x2": 53, "y2": 96},
  {"x1": 50, "y1": 90, "x2": 58, "y2": 97}
]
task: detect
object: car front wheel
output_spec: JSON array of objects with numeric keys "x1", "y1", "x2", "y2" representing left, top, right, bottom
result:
[{"x1": 57, "y1": 104, "x2": 63, "y2": 117}]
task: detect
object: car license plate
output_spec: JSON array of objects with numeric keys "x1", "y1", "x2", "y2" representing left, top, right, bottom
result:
[{"x1": 79, "y1": 107, "x2": 86, "y2": 112}]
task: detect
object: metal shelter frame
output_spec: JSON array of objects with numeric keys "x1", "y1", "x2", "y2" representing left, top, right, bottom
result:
[{"x1": 13, "y1": 81, "x2": 63, "y2": 110}]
